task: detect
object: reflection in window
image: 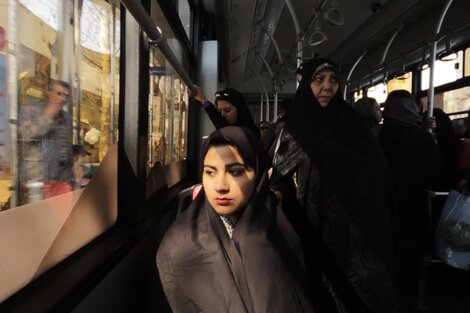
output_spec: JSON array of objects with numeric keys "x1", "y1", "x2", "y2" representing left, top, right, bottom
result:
[
  {"x1": 148, "y1": 48, "x2": 188, "y2": 168},
  {"x1": 19, "y1": 0, "x2": 60, "y2": 30},
  {"x1": 421, "y1": 50, "x2": 464, "y2": 90},
  {"x1": 0, "y1": 0, "x2": 120, "y2": 303}
]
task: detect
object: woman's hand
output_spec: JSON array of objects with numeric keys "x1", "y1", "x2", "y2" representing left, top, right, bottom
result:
[{"x1": 189, "y1": 86, "x2": 209, "y2": 103}]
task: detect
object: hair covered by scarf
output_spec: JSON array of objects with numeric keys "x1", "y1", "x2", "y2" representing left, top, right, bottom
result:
[
  {"x1": 157, "y1": 126, "x2": 315, "y2": 313},
  {"x1": 215, "y1": 88, "x2": 257, "y2": 130},
  {"x1": 201, "y1": 126, "x2": 268, "y2": 185},
  {"x1": 382, "y1": 90, "x2": 422, "y2": 127}
]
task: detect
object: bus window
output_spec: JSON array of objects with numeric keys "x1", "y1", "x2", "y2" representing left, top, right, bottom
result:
[
  {"x1": 465, "y1": 47, "x2": 470, "y2": 77},
  {"x1": 367, "y1": 83, "x2": 388, "y2": 104},
  {"x1": 421, "y1": 50, "x2": 464, "y2": 90},
  {"x1": 0, "y1": 0, "x2": 120, "y2": 302},
  {"x1": 388, "y1": 71, "x2": 413, "y2": 94}
]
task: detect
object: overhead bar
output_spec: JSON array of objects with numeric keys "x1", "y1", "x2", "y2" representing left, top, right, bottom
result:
[
  {"x1": 120, "y1": 0, "x2": 197, "y2": 93},
  {"x1": 259, "y1": 23, "x2": 283, "y2": 63},
  {"x1": 343, "y1": 49, "x2": 367, "y2": 99},
  {"x1": 380, "y1": 25, "x2": 403, "y2": 65}
]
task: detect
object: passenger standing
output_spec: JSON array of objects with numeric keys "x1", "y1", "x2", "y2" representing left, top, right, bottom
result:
[
  {"x1": 271, "y1": 58, "x2": 399, "y2": 313},
  {"x1": 157, "y1": 126, "x2": 314, "y2": 313},
  {"x1": 257, "y1": 120, "x2": 270, "y2": 141},
  {"x1": 378, "y1": 90, "x2": 446, "y2": 312},
  {"x1": 190, "y1": 86, "x2": 259, "y2": 135},
  {"x1": 422, "y1": 108, "x2": 459, "y2": 169},
  {"x1": 352, "y1": 97, "x2": 382, "y2": 138}
]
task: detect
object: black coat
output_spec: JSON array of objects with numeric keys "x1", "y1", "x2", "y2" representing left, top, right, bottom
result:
[{"x1": 271, "y1": 58, "x2": 399, "y2": 313}]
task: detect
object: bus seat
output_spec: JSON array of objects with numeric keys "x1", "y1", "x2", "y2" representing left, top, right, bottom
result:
[{"x1": 175, "y1": 184, "x2": 202, "y2": 218}]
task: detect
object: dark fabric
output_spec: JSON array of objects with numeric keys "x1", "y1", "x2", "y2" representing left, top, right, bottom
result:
[
  {"x1": 272, "y1": 58, "x2": 399, "y2": 313},
  {"x1": 379, "y1": 126, "x2": 445, "y2": 308},
  {"x1": 204, "y1": 88, "x2": 259, "y2": 135},
  {"x1": 157, "y1": 126, "x2": 314, "y2": 313},
  {"x1": 423, "y1": 108, "x2": 459, "y2": 169},
  {"x1": 352, "y1": 97, "x2": 382, "y2": 138},
  {"x1": 382, "y1": 96, "x2": 421, "y2": 127}
]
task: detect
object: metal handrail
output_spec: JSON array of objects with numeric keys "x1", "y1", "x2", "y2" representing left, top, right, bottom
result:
[
  {"x1": 427, "y1": 0, "x2": 454, "y2": 125},
  {"x1": 120, "y1": 0, "x2": 197, "y2": 93}
]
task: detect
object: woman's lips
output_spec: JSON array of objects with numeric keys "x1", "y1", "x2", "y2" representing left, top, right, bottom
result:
[{"x1": 215, "y1": 198, "x2": 232, "y2": 205}]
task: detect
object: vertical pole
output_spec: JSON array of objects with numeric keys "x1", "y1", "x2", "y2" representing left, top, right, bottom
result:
[
  {"x1": 8, "y1": 0, "x2": 18, "y2": 207},
  {"x1": 427, "y1": 0, "x2": 454, "y2": 124}
]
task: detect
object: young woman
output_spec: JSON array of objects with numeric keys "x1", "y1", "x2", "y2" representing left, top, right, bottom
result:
[
  {"x1": 156, "y1": 126, "x2": 314, "y2": 313},
  {"x1": 190, "y1": 87, "x2": 259, "y2": 135}
]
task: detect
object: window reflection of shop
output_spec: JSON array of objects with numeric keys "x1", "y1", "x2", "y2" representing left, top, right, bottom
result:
[
  {"x1": 0, "y1": 0, "x2": 120, "y2": 210},
  {"x1": 148, "y1": 52, "x2": 188, "y2": 168}
]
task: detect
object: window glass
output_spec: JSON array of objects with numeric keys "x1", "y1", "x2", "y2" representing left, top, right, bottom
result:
[
  {"x1": 465, "y1": 48, "x2": 470, "y2": 77},
  {"x1": 0, "y1": 0, "x2": 120, "y2": 301},
  {"x1": 177, "y1": 0, "x2": 192, "y2": 40},
  {"x1": 421, "y1": 50, "x2": 464, "y2": 90},
  {"x1": 388, "y1": 71, "x2": 412, "y2": 94},
  {"x1": 353, "y1": 90, "x2": 364, "y2": 102},
  {"x1": 0, "y1": 1, "x2": 9, "y2": 210},
  {"x1": 443, "y1": 85, "x2": 470, "y2": 118},
  {"x1": 367, "y1": 83, "x2": 388, "y2": 104},
  {"x1": 148, "y1": 52, "x2": 188, "y2": 167},
  {"x1": 148, "y1": 1, "x2": 189, "y2": 168}
]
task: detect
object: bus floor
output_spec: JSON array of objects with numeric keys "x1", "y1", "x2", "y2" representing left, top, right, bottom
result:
[{"x1": 421, "y1": 261, "x2": 470, "y2": 313}]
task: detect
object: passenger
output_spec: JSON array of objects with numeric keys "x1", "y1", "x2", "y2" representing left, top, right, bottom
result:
[
  {"x1": 352, "y1": 96, "x2": 382, "y2": 138},
  {"x1": 190, "y1": 86, "x2": 259, "y2": 135},
  {"x1": 271, "y1": 58, "x2": 399, "y2": 313},
  {"x1": 296, "y1": 62, "x2": 305, "y2": 83},
  {"x1": 463, "y1": 108, "x2": 470, "y2": 139},
  {"x1": 378, "y1": 90, "x2": 447, "y2": 312},
  {"x1": 264, "y1": 99, "x2": 291, "y2": 162},
  {"x1": 156, "y1": 126, "x2": 314, "y2": 313},
  {"x1": 257, "y1": 120, "x2": 270, "y2": 141},
  {"x1": 18, "y1": 79, "x2": 73, "y2": 203},
  {"x1": 423, "y1": 108, "x2": 459, "y2": 168}
]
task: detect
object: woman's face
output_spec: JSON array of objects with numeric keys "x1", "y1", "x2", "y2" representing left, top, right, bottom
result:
[
  {"x1": 310, "y1": 69, "x2": 339, "y2": 107},
  {"x1": 203, "y1": 144, "x2": 256, "y2": 222},
  {"x1": 216, "y1": 100, "x2": 238, "y2": 124}
]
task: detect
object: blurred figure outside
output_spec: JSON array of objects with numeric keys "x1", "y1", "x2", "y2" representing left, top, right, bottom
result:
[{"x1": 18, "y1": 80, "x2": 73, "y2": 203}]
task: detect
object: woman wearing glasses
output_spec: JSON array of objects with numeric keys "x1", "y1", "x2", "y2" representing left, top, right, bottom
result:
[{"x1": 190, "y1": 87, "x2": 259, "y2": 135}]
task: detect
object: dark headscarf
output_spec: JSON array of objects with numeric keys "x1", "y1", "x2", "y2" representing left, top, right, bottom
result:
[
  {"x1": 215, "y1": 88, "x2": 258, "y2": 133},
  {"x1": 277, "y1": 58, "x2": 398, "y2": 312},
  {"x1": 382, "y1": 90, "x2": 421, "y2": 127},
  {"x1": 157, "y1": 126, "x2": 314, "y2": 313}
]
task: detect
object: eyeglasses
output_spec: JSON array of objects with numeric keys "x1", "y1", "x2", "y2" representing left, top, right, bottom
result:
[{"x1": 215, "y1": 91, "x2": 229, "y2": 98}]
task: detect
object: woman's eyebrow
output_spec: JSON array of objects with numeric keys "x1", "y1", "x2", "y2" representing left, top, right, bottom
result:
[
  {"x1": 203, "y1": 165, "x2": 216, "y2": 169},
  {"x1": 226, "y1": 162, "x2": 245, "y2": 168}
]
